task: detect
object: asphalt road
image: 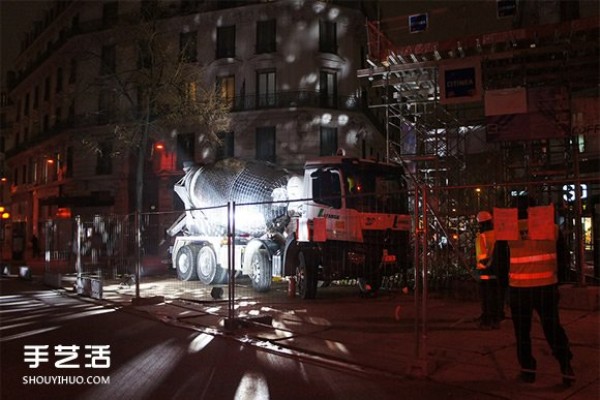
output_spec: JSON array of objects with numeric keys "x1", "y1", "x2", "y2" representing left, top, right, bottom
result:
[{"x1": 0, "y1": 276, "x2": 501, "y2": 400}]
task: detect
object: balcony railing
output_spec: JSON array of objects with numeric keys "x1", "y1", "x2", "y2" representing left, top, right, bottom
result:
[
  {"x1": 231, "y1": 91, "x2": 363, "y2": 112},
  {"x1": 5, "y1": 91, "x2": 387, "y2": 158}
]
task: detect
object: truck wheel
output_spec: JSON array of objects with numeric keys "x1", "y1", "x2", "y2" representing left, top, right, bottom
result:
[
  {"x1": 251, "y1": 249, "x2": 272, "y2": 293},
  {"x1": 176, "y1": 245, "x2": 198, "y2": 281},
  {"x1": 196, "y1": 245, "x2": 228, "y2": 285},
  {"x1": 297, "y1": 251, "x2": 317, "y2": 299}
]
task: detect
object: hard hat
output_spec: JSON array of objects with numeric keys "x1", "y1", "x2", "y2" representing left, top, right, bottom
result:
[{"x1": 476, "y1": 211, "x2": 492, "y2": 223}]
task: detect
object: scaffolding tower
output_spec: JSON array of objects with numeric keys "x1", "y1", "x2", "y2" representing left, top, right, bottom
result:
[{"x1": 358, "y1": 16, "x2": 599, "y2": 282}]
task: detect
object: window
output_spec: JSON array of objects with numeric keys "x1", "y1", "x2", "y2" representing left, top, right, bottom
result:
[
  {"x1": 320, "y1": 127, "x2": 338, "y2": 156},
  {"x1": 66, "y1": 147, "x2": 73, "y2": 178},
  {"x1": 312, "y1": 169, "x2": 342, "y2": 209},
  {"x1": 44, "y1": 77, "x2": 50, "y2": 101},
  {"x1": 179, "y1": 31, "x2": 197, "y2": 62},
  {"x1": 96, "y1": 142, "x2": 113, "y2": 175},
  {"x1": 68, "y1": 100, "x2": 75, "y2": 122},
  {"x1": 55, "y1": 107, "x2": 62, "y2": 126},
  {"x1": 24, "y1": 93, "x2": 30, "y2": 116},
  {"x1": 216, "y1": 25, "x2": 236, "y2": 58},
  {"x1": 319, "y1": 70, "x2": 337, "y2": 108},
  {"x1": 176, "y1": 133, "x2": 194, "y2": 170},
  {"x1": 184, "y1": 81, "x2": 197, "y2": 105},
  {"x1": 217, "y1": 75, "x2": 235, "y2": 108},
  {"x1": 137, "y1": 40, "x2": 152, "y2": 69},
  {"x1": 98, "y1": 90, "x2": 117, "y2": 124},
  {"x1": 56, "y1": 68, "x2": 63, "y2": 93},
  {"x1": 102, "y1": 1, "x2": 119, "y2": 27},
  {"x1": 54, "y1": 152, "x2": 62, "y2": 181},
  {"x1": 256, "y1": 19, "x2": 276, "y2": 54},
  {"x1": 27, "y1": 158, "x2": 34, "y2": 184},
  {"x1": 69, "y1": 59, "x2": 77, "y2": 83},
  {"x1": 319, "y1": 20, "x2": 337, "y2": 54},
  {"x1": 256, "y1": 127, "x2": 276, "y2": 163},
  {"x1": 32, "y1": 159, "x2": 38, "y2": 183},
  {"x1": 257, "y1": 70, "x2": 275, "y2": 107},
  {"x1": 33, "y1": 86, "x2": 39, "y2": 109},
  {"x1": 100, "y1": 45, "x2": 116, "y2": 75},
  {"x1": 217, "y1": 131, "x2": 234, "y2": 160}
]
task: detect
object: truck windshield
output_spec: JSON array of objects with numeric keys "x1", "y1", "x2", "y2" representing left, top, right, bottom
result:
[{"x1": 342, "y1": 164, "x2": 407, "y2": 214}]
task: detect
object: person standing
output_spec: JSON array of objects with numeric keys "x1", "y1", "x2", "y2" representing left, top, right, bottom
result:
[
  {"x1": 503, "y1": 197, "x2": 575, "y2": 385},
  {"x1": 475, "y1": 211, "x2": 502, "y2": 329}
]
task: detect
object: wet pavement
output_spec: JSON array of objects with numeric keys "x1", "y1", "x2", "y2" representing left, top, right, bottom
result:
[{"x1": 3, "y1": 260, "x2": 599, "y2": 400}]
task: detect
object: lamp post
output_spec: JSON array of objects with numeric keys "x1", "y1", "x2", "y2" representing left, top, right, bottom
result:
[{"x1": 0, "y1": 206, "x2": 10, "y2": 270}]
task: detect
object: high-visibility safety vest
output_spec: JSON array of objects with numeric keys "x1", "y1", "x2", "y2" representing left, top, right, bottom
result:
[
  {"x1": 475, "y1": 230, "x2": 496, "y2": 280},
  {"x1": 508, "y1": 220, "x2": 558, "y2": 288}
]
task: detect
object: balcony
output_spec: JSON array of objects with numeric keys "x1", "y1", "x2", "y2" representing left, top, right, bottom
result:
[
  {"x1": 231, "y1": 91, "x2": 362, "y2": 112},
  {"x1": 4, "y1": 90, "x2": 387, "y2": 159}
]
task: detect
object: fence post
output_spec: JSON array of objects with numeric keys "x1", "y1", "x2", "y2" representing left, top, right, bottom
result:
[
  {"x1": 410, "y1": 183, "x2": 434, "y2": 377},
  {"x1": 75, "y1": 216, "x2": 82, "y2": 277},
  {"x1": 226, "y1": 201, "x2": 238, "y2": 329},
  {"x1": 135, "y1": 211, "x2": 141, "y2": 299}
]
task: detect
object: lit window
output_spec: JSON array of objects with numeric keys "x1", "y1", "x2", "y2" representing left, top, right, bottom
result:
[{"x1": 217, "y1": 76, "x2": 235, "y2": 108}]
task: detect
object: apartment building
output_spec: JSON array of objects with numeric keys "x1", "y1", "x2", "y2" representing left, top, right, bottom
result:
[{"x1": 1, "y1": 0, "x2": 384, "y2": 258}]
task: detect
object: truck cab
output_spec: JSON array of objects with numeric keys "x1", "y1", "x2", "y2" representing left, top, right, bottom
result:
[{"x1": 285, "y1": 157, "x2": 411, "y2": 298}]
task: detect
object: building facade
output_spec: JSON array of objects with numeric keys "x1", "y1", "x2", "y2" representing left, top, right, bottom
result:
[{"x1": 1, "y1": 0, "x2": 385, "y2": 260}]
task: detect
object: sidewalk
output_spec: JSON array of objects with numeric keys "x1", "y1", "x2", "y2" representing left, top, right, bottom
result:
[
  {"x1": 125, "y1": 284, "x2": 599, "y2": 400},
  {"x1": 5, "y1": 262, "x2": 599, "y2": 400}
]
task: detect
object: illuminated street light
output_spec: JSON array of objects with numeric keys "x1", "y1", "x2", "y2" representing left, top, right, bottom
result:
[{"x1": 0, "y1": 206, "x2": 10, "y2": 219}]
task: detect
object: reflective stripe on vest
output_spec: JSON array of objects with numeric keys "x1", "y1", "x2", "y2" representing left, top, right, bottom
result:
[
  {"x1": 509, "y1": 271, "x2": 554, "y2": 281},
  {"x1": 510, "y1": 253, "x2": 556, "y2": 264}
]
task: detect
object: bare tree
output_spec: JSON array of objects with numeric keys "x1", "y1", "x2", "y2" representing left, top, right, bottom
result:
[
  {"x1": 66, "y1": 5, "x2": 230, "y2": 289},
  {"x1": 73, "y1": 7, "x2": 230, "y2": 216}
]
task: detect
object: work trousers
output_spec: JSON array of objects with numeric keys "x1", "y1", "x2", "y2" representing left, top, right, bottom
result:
[
  {"x1": 509, "y1": 284, "x2": 572, "y2": 371},
  {"x1": 479, "y1": 278, "x2": 504, "y2": 325}
]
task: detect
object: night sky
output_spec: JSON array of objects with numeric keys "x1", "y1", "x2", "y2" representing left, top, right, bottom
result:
[{"x1": 0, "y1": 0, "x2": 48, "y2": 87}]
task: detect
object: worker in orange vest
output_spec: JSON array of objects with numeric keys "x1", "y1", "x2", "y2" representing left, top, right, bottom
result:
[
  {"x1": 503, "y1": 196, "x2": 574, "y2": 386},
  {"x1": 475, "y1": 211, "x2": 503, "y2": 329}
]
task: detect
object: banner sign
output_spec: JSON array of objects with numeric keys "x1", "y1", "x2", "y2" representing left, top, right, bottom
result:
[
  {"x1": 484, "y1": 88, "x2": 527, "y2": 116},
  {"x1": 439, "y1": 57, "x2": 482, "y2": 105},
  {"x1": 497, "y1": 0, "x2": 517, "y2": 18},
  {"x1": 528, "y1": 204, "x2": 556, "y2": 240},
  {"x1": 409, "y1": 13, "x2": 428, "y2": 34},
  {"x1": 486, "y1": 86, "x2": 569, "y2": 141},
  {"x1": 493, "y1": 207, "x2": 519, "y2": 241}
]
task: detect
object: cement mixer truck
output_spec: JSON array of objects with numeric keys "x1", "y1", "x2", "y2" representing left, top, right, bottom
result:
[{"x1": 167, "y1": 156, "x2": 411, "y2": 299}]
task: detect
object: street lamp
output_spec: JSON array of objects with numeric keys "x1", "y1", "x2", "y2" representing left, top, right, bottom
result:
[{"x1": 475, "y1": 187, "x2": 481, "y2": 209}]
